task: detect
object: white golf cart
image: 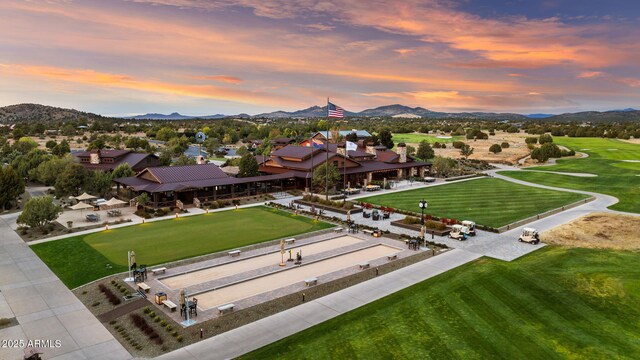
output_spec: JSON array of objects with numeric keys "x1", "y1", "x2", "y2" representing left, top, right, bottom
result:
[
  {"x1": 461, "y1": 220, "x2": 477, "y2": 236},
  {"x1": 518, "y1": 227, "x2": 540, "y2": 245},
  {"x1": 449, "y1": 224, "x2": 469, "y2": 241}
]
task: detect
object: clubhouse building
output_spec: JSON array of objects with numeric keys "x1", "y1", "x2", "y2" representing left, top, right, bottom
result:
[{"x1": 113, "y1": 142, "x2": 430, "y2": 208}]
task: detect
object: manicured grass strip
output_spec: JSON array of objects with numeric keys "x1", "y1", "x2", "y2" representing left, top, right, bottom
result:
[
  {"x1": 31, "y1": 237, "x2": 128, "y2": 289},
  {"x1": 502, "y1": 138, "x2": 640, "y2": 213},
  {"x1": 358, "y1": 177, "x2": 588, "y2": 228},
  {"x1": 243, "y1": 247, "x2": 640, "y2": 360},
  {"x1": 32, "y1": 207, "x2": 332, "y2": 288},
  {"x1": 391, "y1": 133, "x2": 462, "y2": 147}
]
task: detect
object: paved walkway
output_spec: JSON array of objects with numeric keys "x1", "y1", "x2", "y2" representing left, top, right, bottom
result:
[
  {"x1": 0, "y1": 215, "x2": 132, "y2": 360},
  {"x1": 156, "y1": 248, "x2": 482, "y2": 360}
]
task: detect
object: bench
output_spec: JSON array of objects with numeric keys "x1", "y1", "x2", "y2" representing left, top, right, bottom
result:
[
  {"x1": 387, "y1": 254, "x2": 398, "y2": 261},
  {"x1": 151, "y1": 267, "x2": 166, "y2": 275},
  {"x1": 137, "y1": 282, "x2": 150, "y2": 293},
  {"x1": 362, "y1": 229, "x2": 374, "y2": 236},
  {"x1": 217, "y1": 303, "x2": 235, "y2": 314},
  {"x1": 162, "y1": 300, "x2": 177, "y2": 312},
  {"x1": 333, "y1": 227, "x2": 343, "y2": 233},
  {"x1": 304, "y1": 277, "x2": 318, "y2": 286},
  {"x1": 358, "y1": 262, "x2": 370, "y2": 270},
  {"x1": 284, "y1": 238, "x2": 296, "y2": 245},
  {"x1": 228, "y1": 250, "x2": 241, "y2": 257}
]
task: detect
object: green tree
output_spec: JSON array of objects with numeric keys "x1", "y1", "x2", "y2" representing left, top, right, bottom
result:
[
  {"x1": 460, "y1": 144, "x2": 474, "y2": 159},
  {"x1": 406, "y1": 145, "x2": 416, "y2": 157},
  {"x1": 238, "y1": 153, "x2": 259, "y2": 177},
  {"x1": 489, "y1": 144, "x2": 502, "y2": 154},
  {"x1": 32, "y1": 157, "x2": 73, "y2": 185},
  {"x1": 111, "y1": 163, "x2": 135, "y2": 179},
  {"x1": 173, "y1": 155, "x2": 196, "y2": 166},
  {"x1": 86, "y1": 139, "x2": 105, "y2": 150},
  {"x1": 45, "y1": 140, "x2": 57, "y2": 149},
  {"x1": 432, "y1": 156, "x2": 456, "y2": 177},
  {"x1": 14, "y1": 137, "x2": 38, "y2": 154},
  {"x1": 125, "y1": 137, "x2": 149, "y2": 151},
  {"x1": 203, "y1": 137, "x2": 220, "y2": 155},
  {"x1": 416, "y1": 140, "x2": 434, "y2": 160},
  {"x1": 52, "y1": 139, "x2": 70, "y2": 156},
  {"x1": 539, "y1": 134, "x2": 553, "y2": 144},
  {"x1": 501, "y1": 142, "x2": 510, "y2": 148},
  {"x1": 0, "y1": 166, "x2": 25, "y2": 210},
  {"x1": 136, "y1": 193, "x2": 150, "y2": 207},
  {"x1": 531, "y1": 147, "x2": 549, "y2": 163},
  {"x1": 55, "y1": 163, "x2": 88, "y2": 197},
  {"x1": 378, "y1": 129, "x2": 394, "y2": 149},
  {"x1": 16, "y1": 196, "x2": 61, "y2": 231},
  {"x1": 156, "y1": 127, "x2": 177, "y2": 141},
  {"x1": 313, "y1": 163, "x2": 340, "y2": 195},
  {"x1": 236, "y1": 145, "x2": 249, "y2": 156},
  {"x1": 88, "y1": 171, "x2": 113, "y2": 197}
]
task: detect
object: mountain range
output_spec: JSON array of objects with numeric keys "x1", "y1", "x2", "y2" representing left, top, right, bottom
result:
[{"x1": 1, "y1": 103, "x2": 639, "y2": 123}]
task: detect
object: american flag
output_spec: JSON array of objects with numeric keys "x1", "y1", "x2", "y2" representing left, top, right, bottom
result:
[{"x1": 327, "y1": 101, "x2": 344, "y2": 118}]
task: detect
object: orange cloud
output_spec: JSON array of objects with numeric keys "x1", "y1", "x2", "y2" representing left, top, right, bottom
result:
[
  {"x1": 578, "y1": 71, "x2": 604, "y2": 78},
  {"x1": 10, "y1": 64, "x2": 292, "y2": 106},
  {"x1": 192, "y1": 75, "x2": 243, "y2": 84}
]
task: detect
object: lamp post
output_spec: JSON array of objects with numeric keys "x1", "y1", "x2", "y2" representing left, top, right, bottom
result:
[{"x1": 419, "y1": 199, "x2": 428, "y2": 248}]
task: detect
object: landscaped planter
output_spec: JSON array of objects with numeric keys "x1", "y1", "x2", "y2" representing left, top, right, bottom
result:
[
  {"x1": 390, "y1": 220, "x2": 452, "y2": 236},
  {"x1": 294, "y1": 200, "x2": 363, "y2": 214}
]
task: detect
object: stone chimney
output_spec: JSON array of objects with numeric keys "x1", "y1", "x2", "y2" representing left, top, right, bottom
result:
[
  {"x1": 89, "y1": 149, "x2": 101, "y2": 164},
  {"x1": 365, "y1": 142, "x2": 377, "y2": 158},
  {"x1": 336, "y1": 143, "x2": 347, "y2": 157},
  {"x1": 196, "y1": 155, "x2": 206, "y2": 165},
  {"x1": 397, "y1": 143, "x2": 407, "y2": 163}
]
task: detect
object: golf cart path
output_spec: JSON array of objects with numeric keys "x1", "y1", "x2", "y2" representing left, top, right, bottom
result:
[
  {"x1": 516, "y1": 169, "x2": 598, "y2": 177},
  {"x1": 156, "y1": 248, "x2": 482, "y2": 360}
]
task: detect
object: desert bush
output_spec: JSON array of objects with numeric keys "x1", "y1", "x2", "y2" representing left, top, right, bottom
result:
[
  {"x1": 452, "y1": 141, "x2": 465, "y2": 149},
  {"x1": 501, "y1": 142, "x2": 510, "y2": 148}
]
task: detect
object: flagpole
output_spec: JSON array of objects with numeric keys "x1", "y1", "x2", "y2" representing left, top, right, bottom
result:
[{"x1": 325, "y1": 97, "x2": 330, "y2": 201}]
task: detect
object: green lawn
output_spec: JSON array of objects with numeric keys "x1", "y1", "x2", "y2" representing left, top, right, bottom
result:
[
  {"x1": 358, "y1": 178, "x2": 588, "y2": 228},
  {"x1": 32, "y1": 207, "x2": 332, "y2": 288},
  {"x1": 501, "y1": 138, "x2": 640, "y2": 213},
  {"x1": 392, "y1": 133, "x2": 462, "y2": 148},
  {"x1": 244, "y1": 247, "x2": 640, "y2": 359}
]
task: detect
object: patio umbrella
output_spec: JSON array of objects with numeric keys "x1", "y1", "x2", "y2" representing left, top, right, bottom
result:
[
  {"x1": 75, "y1": 192, "x2": 97, "y2": 202},
  {"x1": 129, "y1": 251, "x2": 136, "y2": 270},
  {"x1": 346, "y1": 210, "x2": 351, "y2": 222},
  {"x1": 420, "y1": 225, "x2": 425, "y2": 241},
  {"x1": 104, "y1": 198, "x2": 126, "y2": 208},
  {"x1": 179, "y1": 289, "x2": 186, "y2": 306},
  {"x1": 70, "y1": 202, "x2": 93, "y2": 217}
]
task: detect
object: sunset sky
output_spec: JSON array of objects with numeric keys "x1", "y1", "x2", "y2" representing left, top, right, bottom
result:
[{"x1": 1, "y1": 0, "x2": 639, "y2": 116}]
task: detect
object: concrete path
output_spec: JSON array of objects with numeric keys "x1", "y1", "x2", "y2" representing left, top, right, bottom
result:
[
  {"x1": 156, "y1": 248, "x2": 482, "y2": 360},
  {"x1": 0, "y1": 215, "x2": 132, "y2": 360}
]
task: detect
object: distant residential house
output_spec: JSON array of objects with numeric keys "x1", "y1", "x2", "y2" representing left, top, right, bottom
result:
[
  {"x1": 72, "y1": 149, "x2": 160, "y2": 172},
  {"x1": 311, "y1": 130, "x2": 372, "y2": 142},
  {"x1": 270, "y1": 137, "x2": 295, "y2": 150}
]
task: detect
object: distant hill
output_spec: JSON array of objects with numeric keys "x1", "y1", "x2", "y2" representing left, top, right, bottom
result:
[
  {"x1": 545, "y1": 110, "x2": 640, "y2": 123},
  {"x1": 0, "y1": 103, "x2": 105, "y2": 123},
  {"x1": 526, "y1": 113, "x2": 555, "y2": 119},
  {"x1": 125, "y1": 112, "x2": 226, "y2": 120}
]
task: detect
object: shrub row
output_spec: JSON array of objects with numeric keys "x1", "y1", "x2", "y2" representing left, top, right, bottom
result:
[
  {"x1": 401, "y1": 216, "x2": 447, "y2": 230},
  {"x1": 301, "y1": 195, "x2": 355, "y2": 210},
  {"x1": 98, "y1": 284, "x2": 121, "y2": 305},
  {"x1": 130, "y1": 313, "x2": 163, "y2": 345}
]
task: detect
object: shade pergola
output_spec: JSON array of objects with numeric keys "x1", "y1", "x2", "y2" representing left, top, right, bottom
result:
[
  {"x1": 70, "y1": 202, "x2": 94, "y2": 210},
  {"x1": 75, "y1": 192, "x2": 97, "y2": 202},
  {"x1": 104, "y1": 198, "x2": 126, "y2": 207}
]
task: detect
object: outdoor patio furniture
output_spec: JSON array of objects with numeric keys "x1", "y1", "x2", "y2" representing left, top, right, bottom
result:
[
  {"x1": 383, "y1": 212, "x2": 390, "y2": 220},
  {"x1": 217, "y1": 303, "x2": 235, "y2": 314},
  {"x1": 362, "y1": 211, "x2": 370, "y2": 218},
  {"x1": 372, "y1": 210, "x2": 380, "y2": 221}
]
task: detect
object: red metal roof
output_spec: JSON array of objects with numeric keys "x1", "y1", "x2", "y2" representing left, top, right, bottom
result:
[{"x1": 144, "y1": 164, "x2": 229, "y2": 183}]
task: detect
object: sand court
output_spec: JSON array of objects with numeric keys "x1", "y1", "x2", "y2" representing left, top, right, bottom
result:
[
  {"x1": 195, "y1": 244, "x2": 401, "y2": 310},
  {"x1": 160, "y1": 236, "x2": 363, "y2": 289}
]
